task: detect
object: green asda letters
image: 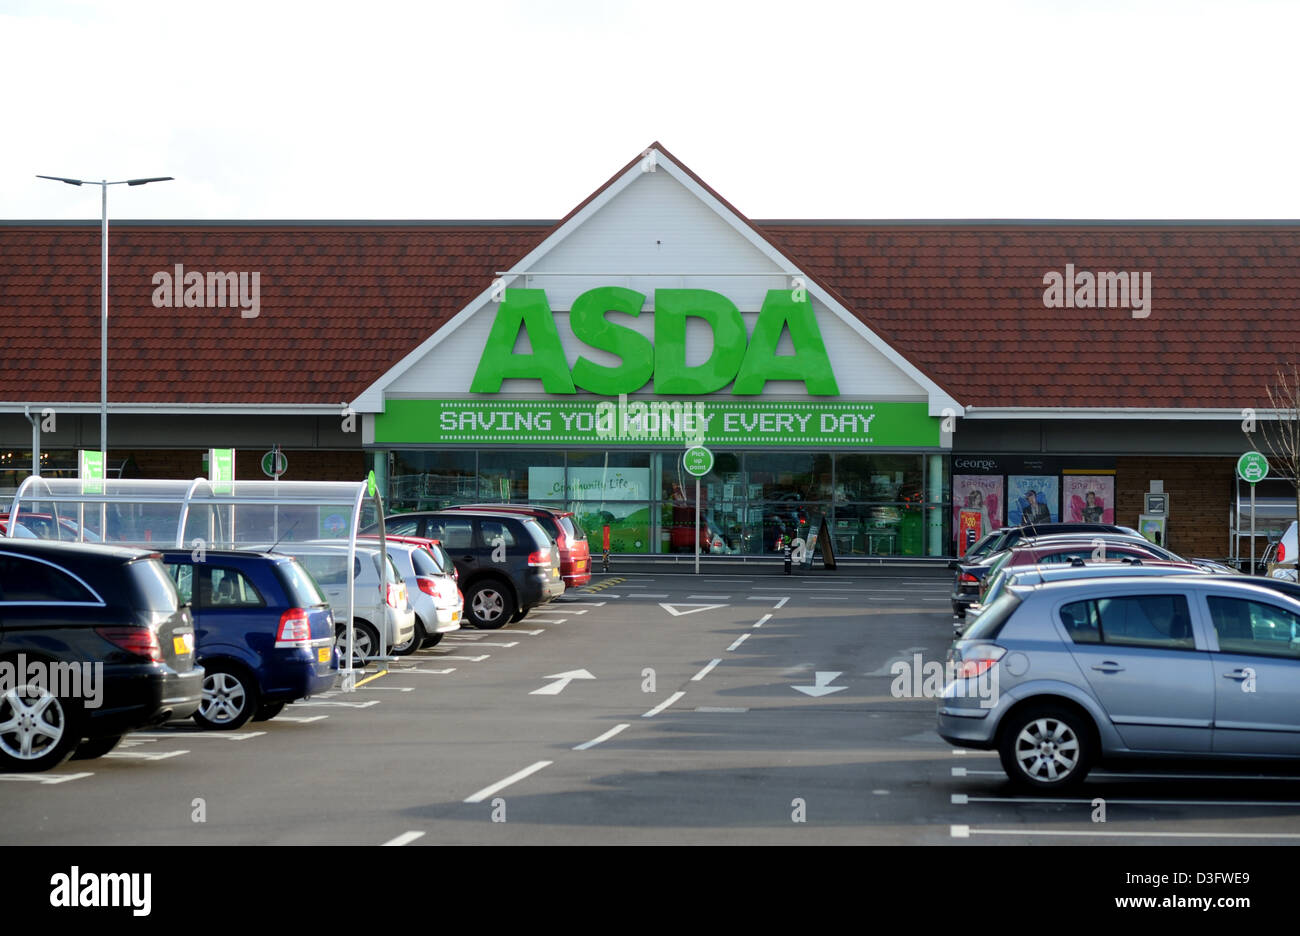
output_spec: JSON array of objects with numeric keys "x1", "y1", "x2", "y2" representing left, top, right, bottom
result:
[{"x1": 470, "y1": 287, "x2": 839, "y2": 396}]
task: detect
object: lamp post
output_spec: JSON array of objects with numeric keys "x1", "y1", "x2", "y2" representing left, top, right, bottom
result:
[{"x1": 36, "y1": 175, "x2": 173, "y2": 474}]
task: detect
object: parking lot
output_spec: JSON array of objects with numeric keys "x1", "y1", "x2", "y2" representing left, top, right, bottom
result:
[{"x1": 4, "y1": 568, "x2": 1300, "y2": 846}]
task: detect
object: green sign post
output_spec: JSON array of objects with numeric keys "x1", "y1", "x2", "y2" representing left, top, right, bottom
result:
[
  {"x1": 682, "y1": 447, "x2": 714, "y2": 575},
  {"x1": 1238, "y1": 451, "x2": 1270, "y2": 573},
  {"x1": 262, "y1": 447, "x2": 288, "y2": 479}
]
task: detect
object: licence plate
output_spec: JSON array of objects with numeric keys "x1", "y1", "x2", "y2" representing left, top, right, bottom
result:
[
  {"x1": 576, "y1": 560, "x2": 586, "y2": 569},
  {"x1": 318, "y1": 647, "x2": 332, "y2": 663},
  {"x1": 173, "y1": 634, "x2": 194, "y2": 655}
]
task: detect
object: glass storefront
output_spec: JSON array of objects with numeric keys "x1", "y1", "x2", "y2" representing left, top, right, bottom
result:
[{"x1": 375, "y1": 449, "x2": 953, "y2": 557}]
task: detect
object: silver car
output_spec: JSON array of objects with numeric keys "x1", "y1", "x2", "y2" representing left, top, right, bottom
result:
[{"x1": 938, "y1": 574, "x2": 1300, "y2": 790}]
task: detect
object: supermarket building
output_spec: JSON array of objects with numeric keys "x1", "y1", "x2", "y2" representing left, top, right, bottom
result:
[{"x1": 1, "y1": 143, "x2": 1296, "y2": 563}]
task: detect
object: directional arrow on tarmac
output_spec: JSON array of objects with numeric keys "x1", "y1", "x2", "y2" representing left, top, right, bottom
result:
[
  {"x1": 530, "y1": 669, "x2": 596, "y2": 696},
  {"x1": 659, "y1": 602, "x2": 727, "y2": 617},
  {"x1": 792, "y1": 672, "x2": 848, "y2": 697}
]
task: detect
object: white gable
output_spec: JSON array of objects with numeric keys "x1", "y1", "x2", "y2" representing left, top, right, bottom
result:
[{"x1": 358, "y1": 147, "x2": 961, "y2": 413}]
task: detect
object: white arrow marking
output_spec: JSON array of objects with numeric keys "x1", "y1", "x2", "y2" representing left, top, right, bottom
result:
[
  {"x1": 659, "y1": 602, "x2": 727, "y2": 617},
  {"x1": 792, "y1": 671, "x2": 848, "y2": 697},
  {"x1": 530, "y1": 668, "x2": 596, "y2": 696}
]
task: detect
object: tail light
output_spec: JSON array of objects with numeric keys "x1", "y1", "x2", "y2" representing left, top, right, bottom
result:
[
  {"x1": 386, "y1": 583, "x2": 402, "y2": 609},
  {"x1": 275, "y1": 608, "x2": 312, "y2": 648},
  {"x1": 952, "y1": 644, "x2": 1006, "y2": 679},
  {"x1": 555, "y1": 531, "x2": 568, "y2": 550},
  {"x1": 527, "y1": 550, "x2": 551, "y2": 567},
  {"x1": 417, "y1": 576, "x2": 439, "y2": 597},
  {"x1": 1280, "y1": 542, "x2": 1287, "y2": 563},
  {"x1": 97, "y1": 626, "x2": 163, "y2": 662},
  {"x1": 959, "y1": 572, "x2": 979, "y2": 583}
]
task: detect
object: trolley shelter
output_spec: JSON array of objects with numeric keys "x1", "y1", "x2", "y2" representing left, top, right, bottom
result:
[{"x1": 5, "y1": 476, "x2": 389, "y2": 687}]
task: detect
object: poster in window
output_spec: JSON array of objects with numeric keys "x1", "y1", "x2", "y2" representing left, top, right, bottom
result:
[
  {"x1": 952, "y1": 475, "x2": 1002, "y2": 544},
  {"x1": 1063, "y1": 475, "x2": 1115, "y2": 524},
  {"x1": 1008, "y1": 475, "x2": 1058, "y2": 525}
]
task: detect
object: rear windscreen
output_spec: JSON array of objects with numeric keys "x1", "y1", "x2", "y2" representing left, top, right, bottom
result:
[
  {"x1": 276, "y1": 559, "x2": 329, "y2": 607},
  {"x1": 560, "y1": 515, "x2": 585, "y2": 542},
  {"x1": 410, "y1": 547, "x2": 442, "y2": 577},
  {"x1": 129, "y1": 558, "x2": 181, "y2": 613},
  {"x1": 522, "y1": 518, "x2": 553, "y2": 551},
  {"x1": 962, "y1": 590, "x2": 1022, "y2": 641}
]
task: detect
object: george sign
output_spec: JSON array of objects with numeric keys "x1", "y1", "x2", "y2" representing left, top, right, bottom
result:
[
  {"x1": 470, "y1": 287, "x2": 839, "y2": 396},
  {"x1": 683, "y1": 446, "x2": 713, "y2": 477},
  {"x1": 1237, "y1": 451, "x2": 1269, "y2": 483},
  {"x1": 261, "y1": 448, "x2": 288, "y2": 479},
  {"x1": 375, "y1": 399, "x2": 940, "y2": 448}
]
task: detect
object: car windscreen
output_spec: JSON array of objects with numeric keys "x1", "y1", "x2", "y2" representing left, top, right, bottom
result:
[
  {"x1": 276, "y1": 558, "x2": 329, "y2": 607},
  {"x1": 128, "y1": 557, "x2": 181, "y2": 613},
  {"x1": 298, "y1": 554, "x2": 362, "y2": 587}
]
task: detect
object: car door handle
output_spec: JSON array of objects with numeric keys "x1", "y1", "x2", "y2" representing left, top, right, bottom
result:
[
  {"x1": 461, "y1": 555, "x2": 475, "y2": 563},
  {"x1": 1222, "y1": 670, "x2": 1252, "y2": 680},
  {"x1": 1091, "y1": 662, "x2": 1124, "y2": 673}
]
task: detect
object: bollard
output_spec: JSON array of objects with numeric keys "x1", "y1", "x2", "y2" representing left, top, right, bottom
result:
[{"x1": 602, "y1": 524, "x2": 611, "y2": 573}]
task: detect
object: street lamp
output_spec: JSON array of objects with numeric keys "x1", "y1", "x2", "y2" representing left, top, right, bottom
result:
[{"x1": 36, "y1": 175, "x2": 173, "y2": 476}]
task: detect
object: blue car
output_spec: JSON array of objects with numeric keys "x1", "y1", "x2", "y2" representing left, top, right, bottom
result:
[{"x1": 161, "y1": 550, "x2": 337, "y2": 729}]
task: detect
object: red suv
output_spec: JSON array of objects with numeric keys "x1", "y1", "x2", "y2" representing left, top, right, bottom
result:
[{"x1": 439, "y1": 505, "x2": 591, "y2": 587}]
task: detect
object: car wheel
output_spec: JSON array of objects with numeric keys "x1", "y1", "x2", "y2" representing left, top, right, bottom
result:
[
  {"x1": 335, "y1": 621, "x2": 379, "y2": 667},
  {"x1": 0, "y1": 683, "x2": 80, "y2": 772},
  {"x1": 252, "y1": 702, "x2": 285, "y2": 722},
  {"x1": 998, "y1": 705, "x2": 1093, "y2": 791},
  {"x1": 467, "y1": 582, "x2": 515, "y2": 630},
  {"x1": 393, "y1": 618, "x2": 426, "y2": 656},
  {"x1": 72, "y1": 735, "x2": 124, "y2": 760},
  {"x1": 421, "y1": 632, "x2": 444, "y2": 648},
  {"x1": 193, "y1": 664, "x2": 260, "y2": 731}
]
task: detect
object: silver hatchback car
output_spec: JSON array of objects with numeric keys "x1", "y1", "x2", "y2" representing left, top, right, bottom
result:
[{"x1": 938, "y1": 574, "x2": 1300, "y2": 790}]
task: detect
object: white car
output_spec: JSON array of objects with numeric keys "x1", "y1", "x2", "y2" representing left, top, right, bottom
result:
[
  {"x1": 250, "y1": 542, "x2": 416, "y2": 664},
  {"x1": 379, "y1": 540, "x2": 463, "y2": 653}
]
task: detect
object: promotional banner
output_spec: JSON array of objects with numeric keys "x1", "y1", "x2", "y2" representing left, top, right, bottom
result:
[
  {"x1": 1008, "y1": 475, "x2": 1058, "y2": 525},
  {"x1": 953, "y1": 475, "x2": 1002, "y2": 545},
  {"x1": 958, "y1": 509, "x2": 983, "y2": 557},
  {"x1": 1063, "y1": 475, "x2": 1115, "y2": 524},
  {"x1": 528, "y1": 467, "x2": 651, "y2": 501},
  {"x1": 375, "y1": 399, "x2": 941, "y2": 448}
]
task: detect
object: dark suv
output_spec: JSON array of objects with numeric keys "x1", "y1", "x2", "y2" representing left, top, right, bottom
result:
[
  {"x1": 160, "y1": 550, "x2": 337, "y2": 729},
  {"x1": 0, "y1": 539, "x2": 202, "y2": 770},
  {"x1": 370, "y1": 511, "x2": 563, "y2": 628}
]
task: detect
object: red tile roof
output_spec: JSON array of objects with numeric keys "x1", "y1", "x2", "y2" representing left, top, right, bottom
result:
[{"x1": 2, "y1": 216, "x2": 1298, "y2": 410}]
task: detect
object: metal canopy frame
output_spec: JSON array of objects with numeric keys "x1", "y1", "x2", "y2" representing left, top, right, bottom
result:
[{"x1": 6, "y1": 476, "x2": 388, "y2": 689}]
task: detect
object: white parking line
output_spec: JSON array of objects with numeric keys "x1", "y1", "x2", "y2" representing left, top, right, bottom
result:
[
  {"x1": 276, "y1": 715, "x2": 331, "y2": 723},
  {"x1": 776, "y1": 597, "x2": 789, "y2": 609},
  {"x1": 511, "y1": 628, "x2": 546, "y2": 636},
  {"x1": 558, "y1": 601, "x2": 607, "y2": 607},
  {"x1": 952, "y1": 793, "x2": 1300, "y2": 807},
  {"x1": 573, "y1": 723, "x2": 630, "y2": 750},
  {"x1": 691, "y1": 659, "x2": 722, "y2": 681},
  {"x1": 443, "y1": 640, "x2": 518, "y2": 648},
  {"x1": 726, "y1": 633, "x2": 750, "y2": 652},
  {"x1": 394, "y1": 667, "x2": 457, "y2": 675},
  {"x1": 133, "y1": 731, "x2": 266, "y2": 741},
  {"x1": 0, "y1": 772, "x2": 93, "y2": 784},
  {"x1": 427, "y1": 654, "x2": 490, "y2": 662},
  {"x1": 105, "y1": 750, "x2": 189, "y2": 761},
  {"x1": 628, "y1": 594, "x2": 670, "y2": 598},
  {"x1": 535, "y1": 608, "x2": 586, "y2": 615},
  {"x1": 811, "y1": 597, "x2": 849, "y2": 601},
  {"x1": 293, "y1": 699, "x2": 381, "y2": 708},
  {"x1": 381, "y1": 830, "x2": 426, "y2": 846},
  {"x1": 688, "y1": 594, "x2": 732, "y2": 599},
  {"x1": 753, "y1": 614, "x2": 772, "y2": 628},
  {"x1": 642, "y1": 691, "x2": 686, "y2": 718},
  {"x1": 952, "y1": 825, "x2": 1300, "y2": 840},
  {"x1": 464, "y1": 760, "x2": 554, "y2": 803}
]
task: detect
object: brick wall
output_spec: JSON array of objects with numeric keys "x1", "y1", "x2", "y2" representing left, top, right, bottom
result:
[{"x1": 1115, "y1": 456, "x2": 1238, "y2": 560}]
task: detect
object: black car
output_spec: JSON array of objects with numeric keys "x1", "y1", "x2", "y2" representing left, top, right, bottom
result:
[
  {"x1": 0, "y1": 539, "x2": 202, "y2": 770},
  {"x1": 367, "y1": 511, "x2": 563, "y2": 628}
]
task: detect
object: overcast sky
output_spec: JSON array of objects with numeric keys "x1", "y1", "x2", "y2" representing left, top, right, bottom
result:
[{"x1": 2, "y1": 0, "x2": 1296, "y2": 221}]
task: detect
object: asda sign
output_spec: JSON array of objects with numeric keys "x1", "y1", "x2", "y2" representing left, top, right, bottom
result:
[
  {"x1": 374, "y1": 399, "x2": 940, "y2": 448},
  {"x1": 470, "y1": 287, "x2": 839, "y2": 396}
]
